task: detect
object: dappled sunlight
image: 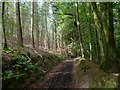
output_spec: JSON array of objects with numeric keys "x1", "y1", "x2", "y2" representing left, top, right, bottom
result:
[{"x1": 1, "y1": 1, "x2": 120, "y2": 89}]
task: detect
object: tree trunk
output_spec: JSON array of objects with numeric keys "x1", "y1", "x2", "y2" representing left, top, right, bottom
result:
[
  {"x1": 36, "y1": 25, "x2": 39, "y2": 48},
  {"x1": 35, "y1": 3, "x2": 39, "y2": 48},
  {"x1": 91, "y1": 2, "x2": 104, "y2": 64},
  {"x1": 16, "y1": 1, "x2": 23, "y2": 47},
  {"x1": 44, "y1": 2, "x2": 49, "y2": 49},
  {"x1": 117, "y1": 8, "x2": 120, "y2": 56},
  {"x1": 52, "y1": 25, "x2": 55, "y2": 49},
  {"x1": 6, "y1": 6, "x2": 10, "y2": 41},
  {"x1": 2, "y1": 2, "x2": 8, "y2": 49},
  {"x1": 40, "y1": 26, "x2": 44, "y2": 48},
  {"x1": 92, "y1": 2, "x2": 115, "y2": 69},
  {"x1": 31, "y1": 1, "x2": 35, "y2": 48},
  {"x1": 89, "y1": 4, "x2": 92, "y2": 61},
  {"x1": 108, "y1": 3, "x2": 115, "y2": 48},
  {"x1": 54, "y1": 20, "x2": 58, "y2": 50},
  {"x1": 83, "y1": 3, "x2": 93, "y2": 60},
  {"x1": 107, "y1": 3, "x2": 116, "y2": 59},
  {"x1": 57, "y1": 34, "x2": 61, "y2": 53},
  {"x1": 75, "y1": 2, "x2": 85, "y2": 60}
]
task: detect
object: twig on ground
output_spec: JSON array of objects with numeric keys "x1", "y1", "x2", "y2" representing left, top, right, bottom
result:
[{"x1": 34, "y1": 50, "x2": 43, "y2": 58}]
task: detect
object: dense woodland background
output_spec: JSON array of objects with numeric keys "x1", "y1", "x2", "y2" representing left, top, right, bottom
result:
[{"x1": 1, "y1": 0, "x2": 120, "y2": 88}]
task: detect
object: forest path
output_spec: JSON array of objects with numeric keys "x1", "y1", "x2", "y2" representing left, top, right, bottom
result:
[{"x1": 32, "y1": 58, "x2": 78, "y2": 88}]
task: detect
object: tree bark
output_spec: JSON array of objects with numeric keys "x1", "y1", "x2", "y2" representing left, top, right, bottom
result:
[
  {"x1": 75, "y1": 2, "x2": 85, "y2": 60},
  {"x1": 31, "y1": 1, "x2": 35, "y2": 48},
  {"x1": 35, "y1": 3, "x2": 39, "y2": 48},
  {"x1": 107, "y1": 3, "x2": 116, "y2": 60},
  {"x1": 44, "y1": 2, "x2": 49, "y2": 49},
  {"x1": 16, "y1": 1, "x2": 23, "y2": 47},
  {"x1": 91, "y1": 2, "x2": 105, "y2": 64},
  {"x1": 2, "y1": 2, "x2": 8, "y2": 49},
  {"x1": 89, "y1": 4, "x2": 92, "y2": 61},
  {"x1": 92, "y1": 2, "x2": 116, "y2": 68},
  {"x1": 54, "y1": 20, "x2": 58, "y2": 50},
  {"x1": 108, "y1": 3, "x2": 115, "y2": 48},
  {"x1": 52, "y1": 25, "x2": 55, "y2": 49},
  {"x1": 117, "y1": 8, "x2": 120, "y2": 56}
]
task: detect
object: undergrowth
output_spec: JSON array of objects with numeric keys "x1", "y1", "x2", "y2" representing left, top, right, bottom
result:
[{"x1": 2, "y1": 48, "x2": 65, "y2": 88}]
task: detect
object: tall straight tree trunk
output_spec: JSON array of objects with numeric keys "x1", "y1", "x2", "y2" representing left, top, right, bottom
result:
[
  {"x1": 59, "y1": 34, "x2": 62, "y2": 54},
  {"x1": 6, "y1": 7, "x2": 9, "y2": 41},
  {"x1": 92, "y1": 2, "x2": 115, "y2": 67},
  {"x1": 2, "y1": 2, "x2": 8, "y2": 49},
  {"x1": 108, "y1": 3, "x2": 115, "y2": 48},
  {"x1": 92, "y1": 3, "x2": 111, "y2": 65},
  {"x1": 95, "y1": 25, "x2": 100, "y2": 63},
  {"x1": 117, "y1": 8, "x2": 120, "y2": 56},
  {"x1": 54, "y1": 20, "x2": 58, "y2": 50},
  {"x1": 31, "y1": 1, "x2": 35, "y2": 48},
  {"x1": 57, "y1": 34, "x2": 61, "y2": 53},
  {"x1": 83, "y1": 3, "x2": 93, "y2": 60},
  {"x1": 75, "y1": 2, "x2": 85, "y2": 60},
  {"x1": 10, "y1": 17, "x2": 14, "y2": 47},
  {"x1": 16, "y1": 1, "x2": 23, "y2": 47},
  {"x1": 107, "y1": 3, "x2": 116, "y2": 59},
  {"x1": 36, "y1": 24, "x2": 39, "y2": 48},
  {"x1": 44, "y1": 2, "x2": 49, "y2": 49},
  {"x1": 99, "y1": 3, "x2": 109, "y2": 63},
  {"x1": 40, "y1": 27, "x2": 44, "y2": 48},
  {"x1": 35, "y1": 3, "x2": 39, "y2": 48},
  {"x1": 52, "y1": 26, "x2": 55, "y2": 49},
  {"x1": 91, "y1": 3, "x2": 104, "y2": 64},
  {"x1": 89, "y1": 4, "x2": 92, "y2": 61}
]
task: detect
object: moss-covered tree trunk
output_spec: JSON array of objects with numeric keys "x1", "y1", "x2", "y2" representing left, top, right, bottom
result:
[
  {"x1": 92, "y1": 3, "x2": 105, "y2": 64},
  {"x1": 75, "y1": 2, "x2": 85, "y2": 60},
  {"x1": 99, "y1": 3, "x2": 110, "y2": 67},
  {"x1": 92, "y1": 2, "x2": 116, "y2": 69}
]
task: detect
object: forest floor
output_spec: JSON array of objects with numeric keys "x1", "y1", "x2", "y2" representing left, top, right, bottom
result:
[
  {"x1": 2, "y1": 46, "x2": 120, "y2": 88},
  {"x1": 31, "y1": 58, "x2": 119, "y2": 89}
]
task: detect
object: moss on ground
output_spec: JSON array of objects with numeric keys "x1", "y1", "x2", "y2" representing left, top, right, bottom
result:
[{"x1": 76, "y1": 60, "x2": 118, "y2": 88}]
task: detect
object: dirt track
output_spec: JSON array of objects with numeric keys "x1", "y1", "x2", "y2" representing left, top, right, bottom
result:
[{"x1": 32, "y1": 58, "x2": 77, "y2": 88}]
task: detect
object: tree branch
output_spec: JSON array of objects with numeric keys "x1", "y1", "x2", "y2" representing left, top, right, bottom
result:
[{"x1": 53, "y1": 12, "x2": 75, "y2": 16}]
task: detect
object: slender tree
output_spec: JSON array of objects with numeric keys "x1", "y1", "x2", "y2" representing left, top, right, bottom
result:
[
  {"x1": 75, "y1": 2, "x2": 85, "y2": 60},
  {"x1": 108, "y1": 3, "x2": 115, "y2": 48},
  {"x1": 31, "y1": 0, "x2": 35, "y2": 48},
  {"x1": 16, "y1": 1, "x2": 23, "y2": 47},
  {"x1": 35, "y1": 3, "x2": 40, "y2": 48},
  {"x1": 2, "y1": 2, "x2": 8, "y2": 49},
  {"x1": 54, "y1": 20, "x2": 58, "y2": 50},
  {"x1": 91, "y1": 2, "x2": 107, "y2": 64},
  {"x1": 44, "y1": 2, "x2": 49, "y2": 49}
]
